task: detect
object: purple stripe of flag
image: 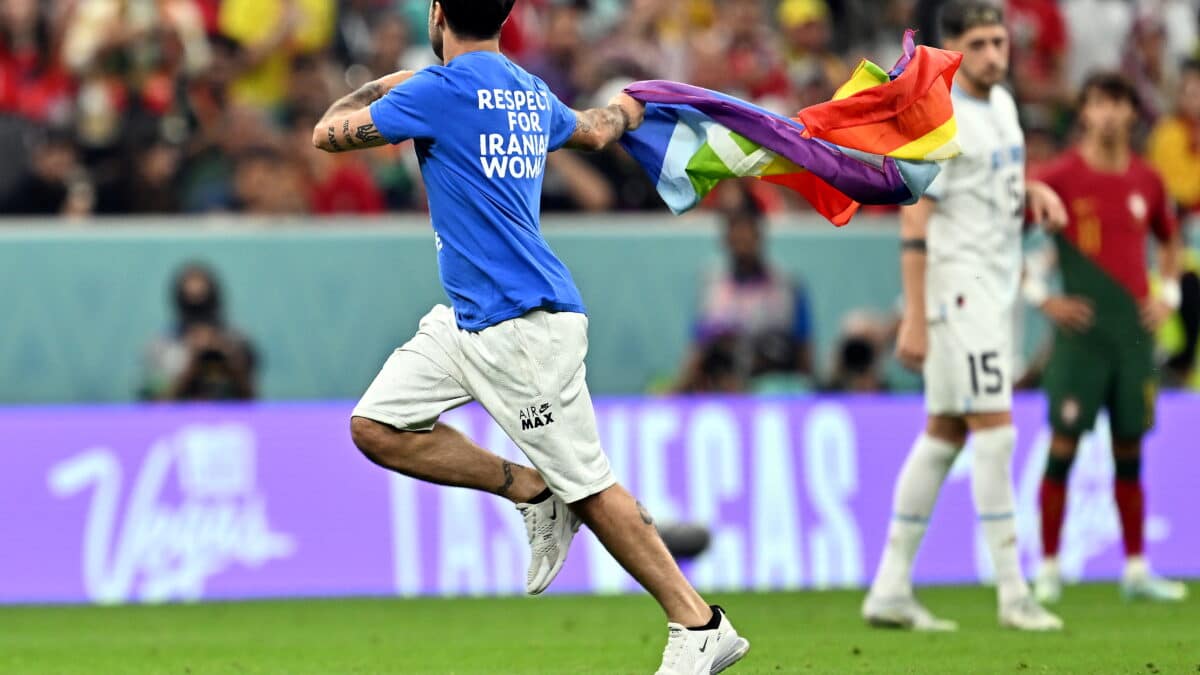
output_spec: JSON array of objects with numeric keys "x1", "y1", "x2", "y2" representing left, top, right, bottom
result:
[{"x1": 623, "y1": 80, "x2": 914, "y2": 205}]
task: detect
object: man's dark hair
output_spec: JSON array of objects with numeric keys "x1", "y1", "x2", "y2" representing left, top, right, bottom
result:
[
  {"x1": 1077, "y1": 71, "x2": 1141, "y2": 112},
  {"x1": 436, "y1": 0, "x2": 516, "y2": 40},
  {"x1": 939, "y1": 1, "x2": 1005, "y2": 40},
  {"x1": 1182, "y1": 58, "x2": 1200, "y2": 78}
]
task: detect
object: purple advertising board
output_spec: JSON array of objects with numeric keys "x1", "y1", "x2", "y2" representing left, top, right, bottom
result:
[{"x1": 1, "y1": 394, "x2": 1196, "y2": 604}]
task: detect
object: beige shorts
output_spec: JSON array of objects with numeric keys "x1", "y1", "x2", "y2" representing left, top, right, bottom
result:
[{"x1": 352, "y1": 305, "x2": 615, "y2": 503}]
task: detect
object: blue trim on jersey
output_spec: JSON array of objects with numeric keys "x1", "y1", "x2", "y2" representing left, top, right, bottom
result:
[
  {"x1": 977, "y1": 512, "x2": 1015, "y2": 521},
  {"x1": 951, "y1": 84, "x2": 992, "y2": 106}
]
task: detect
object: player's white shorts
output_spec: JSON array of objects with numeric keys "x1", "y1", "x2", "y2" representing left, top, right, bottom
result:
[
  {"x1": 924, "y1": 271, "x2": 1015, "y2": 416},
  {"x1": 353, "y1": 304, "x2": 616, "y2": 503}
]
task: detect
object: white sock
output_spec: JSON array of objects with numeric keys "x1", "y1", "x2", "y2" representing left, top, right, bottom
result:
[
  {"x1": 970, "y1": 425, "x2": 1029, "y2": 606},
  {"x1": 1124, "y1": 555, "x2": 1148, "y2": 579},
  {"x1": 870, "y1": 433, "x2": 959, "y2": 598}
]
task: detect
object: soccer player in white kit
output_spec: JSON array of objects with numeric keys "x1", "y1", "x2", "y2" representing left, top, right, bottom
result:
[{"x1": 862, "y1": 1, "x2": 1068, "y2": 631}]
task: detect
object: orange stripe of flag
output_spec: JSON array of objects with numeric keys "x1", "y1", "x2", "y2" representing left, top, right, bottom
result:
[{"x1": 793, "y1": 45, "x2": 962, "y2": 156}]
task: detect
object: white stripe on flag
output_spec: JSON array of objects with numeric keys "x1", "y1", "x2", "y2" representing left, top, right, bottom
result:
[{"x1": 706, "y1": 125, "x2": 777, "y2": 177}]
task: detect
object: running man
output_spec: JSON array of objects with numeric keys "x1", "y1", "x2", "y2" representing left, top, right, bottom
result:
[
  {"x1": 1030, "y1": 72, "x2": 1188, "y2": 604},
  {"x1": 862, "y1": 1, "x2": 1066, "y2": 631},
  {"x1": 311, "y1": 1, "x2": 749, "y2": 672}
]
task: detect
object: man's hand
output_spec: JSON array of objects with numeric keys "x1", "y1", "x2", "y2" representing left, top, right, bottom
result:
[
  {"x1": 609, "y1": 92, "x2": 645, "y2": 131},
  {"x1": 1041, "y1": 295, "x2": 1094, "y2": 332},
  {"x1": 1139, "y1": 298, "x2": 1174, "y2": 332},
  {"x1": 894, "y1": 314, "x2": 927, "y2": 372},
  {"x1": 1027, "y1": 180, "x2": 1068, "y2": 232}
]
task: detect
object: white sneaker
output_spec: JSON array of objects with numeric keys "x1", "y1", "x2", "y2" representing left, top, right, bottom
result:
[
  {"x1": 656, "y1": 606, "x2": 750, "y2": 675},
  {"x1": 1122, "y1": 560, "x2": 1188, "y2": 602},
  {"x1": 862, "y1": 593, "x2": 958, "y2": 632},
  {"x1": 999, "y1": 595, "x2": 1064, "y2": 631},
  {"x1": 517, "y1": 494, "x2": 581, "y2": 595},
  {"x1": 1034, "y1": 560, "x2": 1063, "y2": 605}
]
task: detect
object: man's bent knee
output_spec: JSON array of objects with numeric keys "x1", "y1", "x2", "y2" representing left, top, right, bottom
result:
[
  {"x1": 349, "y1": 415, "x2": 419, "y2": 469},
  {"x1": 350, "y1": 416, "x2": 384, "y2": 452}
]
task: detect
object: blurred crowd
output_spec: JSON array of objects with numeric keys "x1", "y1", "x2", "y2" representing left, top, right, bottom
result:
[{"x1": 1, "y1": 0, "x2": 1199, "y2": 219}]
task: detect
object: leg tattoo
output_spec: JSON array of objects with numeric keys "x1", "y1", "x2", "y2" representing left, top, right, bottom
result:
[
  {"x1": 495, "y1": 460, "x2": 515, "y2": 497},
  {"x1": 637, "y1": 500, "x2": 654, "y2": 526}
]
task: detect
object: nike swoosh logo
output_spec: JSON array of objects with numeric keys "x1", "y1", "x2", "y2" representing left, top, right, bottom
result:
[
  {"x1": 699, "y1": 636, "x2": 709, "y2": 653},
  {"x1": 549, "y1": 502, "x2": 557, "y2": 520}
]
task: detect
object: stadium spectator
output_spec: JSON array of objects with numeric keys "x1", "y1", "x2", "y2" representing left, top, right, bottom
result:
[
  {"x1": 1, "y1": 127, "x2": 91, "y2": 216},
  {"x1": 1147, "y1": 59, "x2": 1200, "y2": 214},
  {"x1": 233, "y1": 145, "x2": 308, "y2": 214},
  {"x1": 675, "y1": 201, "x2": 814, "y2": 393},
  {"x1": 0, "y1": 0, "x2": 1193, "y2": 220},
  {"x1": 1062, "y1": 0, "x2": 1132, "y2": 92},
  {"x1": 776, "y1": 0, "x2": 849, "y2": 109},
  {"x1": 591, "y1": 0, "x2": 687, "y2": 84},
  {"x1": 1122, "y1": 13, "x2": 1176, "y2": 124},
  {"x1": 691, "y1": 0, "x2": 790, "y2": 104},
  {"x1": 218, "y1": 0, "x2": 335, "y2": 110},
  {"x1": 0, "y1": 0, "x2": 72, "y2": 125},
  {"x1": 356, "y1": 12, "x2": 412, "y2": 83},
  {"x1": 122, "y1": 134, "x2": 186, "y2": 213},
  {"x1": 1158, "y1": 250, "x2": 1200, "y2": 389},
  {"x1": 522, "y1": 0, "x2": 588, "y2": 107},
  {"x1": 141, "y1": 262, "x2": 258, "y2": 401},
  {"x1": 825, "y1": 310, "x2": 891, "y2": 393},
  {"x1": 1007, "y1": 0, "x2": 1070, "y2": 110}
]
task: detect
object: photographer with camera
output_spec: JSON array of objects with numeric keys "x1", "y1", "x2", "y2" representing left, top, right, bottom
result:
[{"x1": 141, "y1": 262, "x2": 257, "y2": 401}]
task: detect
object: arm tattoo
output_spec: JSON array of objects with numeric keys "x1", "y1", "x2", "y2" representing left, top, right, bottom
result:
[
  {"x1": 571, "y1": 105, "x2": 630, "y2": 150},
  {"x1": 315, "y1": 81, "x2": 387, "y2": 152},
  {"x1": 356, "y1": 124, "x2": 381, "y2": 144},
  {"x1": 636, "y1": 500, "x2": 654, "y2": 526},
  {"x1": 495, "y1": 461, "x2": 515, "y2": 497}
]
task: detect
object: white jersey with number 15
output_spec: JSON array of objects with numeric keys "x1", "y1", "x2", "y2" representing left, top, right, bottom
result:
[{"x1": 923, "y1": 85, "x2": 1025, "y2": 319}]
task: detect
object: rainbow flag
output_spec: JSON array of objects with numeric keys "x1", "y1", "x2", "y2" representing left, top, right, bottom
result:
[{"x1": 619, "y1": 31, "x2": 962, "y2": 226}]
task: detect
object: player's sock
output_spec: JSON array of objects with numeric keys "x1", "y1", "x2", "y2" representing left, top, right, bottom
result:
[
  {"x1": 686, "y1": 606, "x2": 720, "y2": 631},
  {"x1": 1114, "y1": 457, "x2": 1144, "y2": 557},
  {"x1": 970, "y1": 425, "x2": 1028, "y2": 605},
  {"x1": 1039, "y1": 455, "x2": 1073, "y2": 558},
  {"x1": 527, "y1": 487, "x2": 553, "y2": 505},
  {"x1": 870, "y1": 433, "x2": 959, "y2": 598}
]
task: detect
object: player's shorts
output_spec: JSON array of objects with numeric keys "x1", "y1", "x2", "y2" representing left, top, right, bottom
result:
[
  {"x1": 1043, "y1": 324, "x2": 1156, "y2": 440},
  {"x1": 352, "y1": 304, "x2": 616, "y2": 503},
  {"x1": 923, "y1": 269, "x2": 1014, "y2": 416}
]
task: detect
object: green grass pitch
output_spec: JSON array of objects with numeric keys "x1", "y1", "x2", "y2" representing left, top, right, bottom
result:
[{"x1": 1, "y1": 584, "x2": 1196, "y2": 674}]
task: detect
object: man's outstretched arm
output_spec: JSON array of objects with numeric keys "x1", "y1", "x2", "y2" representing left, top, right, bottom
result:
[
  {"x1": 312, "y1": 71, "x2": 414, "y2": 153},
  {"x1": 565, "y1": 93, "x2": 645, "y2": 152}
]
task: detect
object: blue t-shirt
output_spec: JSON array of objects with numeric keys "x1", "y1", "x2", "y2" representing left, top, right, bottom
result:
[{"x1": 369, "y1": 51, "x2": 584, "y2": 331}]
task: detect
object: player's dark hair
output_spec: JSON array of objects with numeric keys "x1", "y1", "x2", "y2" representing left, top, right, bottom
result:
[
  {"x1": 435, "y1": 0, "x2": 516, "y2": 40},
  {"x1": 1077, "y1": 71, "x2": 1141, "y2": 113},
  {"x1": 939, "y1": 1, "x2": 1005, "y2": 40}
]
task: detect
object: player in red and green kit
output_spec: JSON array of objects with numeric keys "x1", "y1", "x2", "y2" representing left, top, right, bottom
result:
[{"x1": 1028, "y1": 73, "x2": 1187, "y2": 603}]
